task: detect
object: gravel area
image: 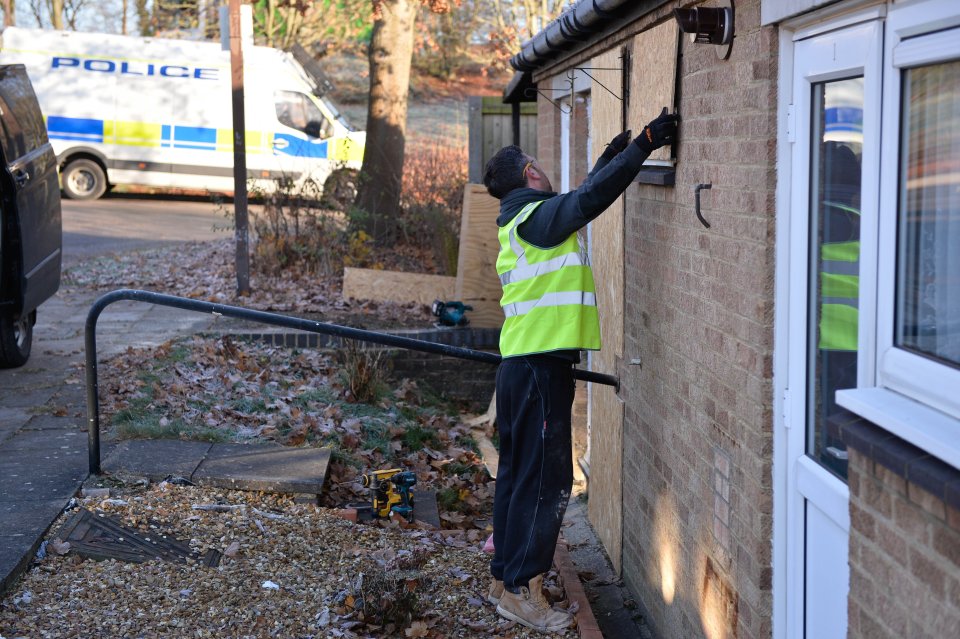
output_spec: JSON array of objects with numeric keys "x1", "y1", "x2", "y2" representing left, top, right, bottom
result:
[{"x1": 0, "y1": 482, "x2": 578, "y2": 638}]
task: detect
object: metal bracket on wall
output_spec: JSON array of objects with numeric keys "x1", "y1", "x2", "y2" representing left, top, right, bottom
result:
[
  {"x1": 694, "y1": 183, "x2": 712, "y2": 228},
  {"x1": 523, "y1": 87, "x2": 572, "y2": 114},
  {"x1": 573, "y1": 67, "x2": 624, "y2": 101}
]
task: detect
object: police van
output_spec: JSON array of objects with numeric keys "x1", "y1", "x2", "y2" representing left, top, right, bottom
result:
[{"x1": 0, "y1": 27, "x2": 364, "y2": 200}]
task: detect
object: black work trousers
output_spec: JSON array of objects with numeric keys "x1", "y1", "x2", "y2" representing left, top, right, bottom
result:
[{"x1": 491, "y1": 355, "x2": 575, "y2": 590}]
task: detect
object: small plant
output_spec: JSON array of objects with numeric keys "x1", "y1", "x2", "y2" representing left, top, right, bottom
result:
[{"x1": 337, "y1": 341, "x2": 387, "y2": 404}]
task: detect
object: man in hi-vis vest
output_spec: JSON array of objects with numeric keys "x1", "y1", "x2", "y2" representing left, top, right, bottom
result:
[{"x1": 481, "y1": 108, "x2": 678, "y2": 632}]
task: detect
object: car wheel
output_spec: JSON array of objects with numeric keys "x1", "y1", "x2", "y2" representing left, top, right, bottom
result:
[
  {"x1": 61, "y1": 158, "x2": 107, "y2": 200},
  {"x1": 0, "y1": 311, "x2": 33, "y2": 368}
]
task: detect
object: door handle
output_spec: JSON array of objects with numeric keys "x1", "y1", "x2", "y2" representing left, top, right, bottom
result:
[{"x1": 13, "y1": 168, "x2": 29, "y2": 187}]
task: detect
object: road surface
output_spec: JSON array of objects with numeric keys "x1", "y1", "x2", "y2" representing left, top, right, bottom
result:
[{"x1": 62, "y1": 193, "x2": 237, "y2": 266}]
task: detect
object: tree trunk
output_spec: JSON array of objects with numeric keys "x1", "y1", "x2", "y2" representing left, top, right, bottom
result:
[
  {"x1": 353, "y1": 0, "x2": 416, "y2": 244},
  {"x1": 2, "y1": 0, "x2": 14, "y2": 27},
  {"x1": 135, "y1": 0, "x2": 149, "y2": 35},
  {"x1": 48, "y1": 0, "x2": 63, "y2": 29}
]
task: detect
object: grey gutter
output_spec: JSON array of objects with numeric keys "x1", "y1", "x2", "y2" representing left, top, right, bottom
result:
[{"x1": 510, "y1": 0, "x2": 634, "y2": 72}]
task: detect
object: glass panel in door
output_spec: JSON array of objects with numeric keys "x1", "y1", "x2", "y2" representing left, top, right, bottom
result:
[{"x1": 806, "y1": 78, "x2": 865, "y2": 481}]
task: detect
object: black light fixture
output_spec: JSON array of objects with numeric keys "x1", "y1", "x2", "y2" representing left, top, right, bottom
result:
[{"x1": 674, "y1": 0, "x2": 734, "y2": 59}]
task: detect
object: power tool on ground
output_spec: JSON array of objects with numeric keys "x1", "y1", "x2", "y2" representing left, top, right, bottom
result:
[
  {"x1": 359, "y1": 468, "x2": 417, "y2": 522},
  {"x1": 431, "y1": 300, "x2": 472, "y2": 327}
]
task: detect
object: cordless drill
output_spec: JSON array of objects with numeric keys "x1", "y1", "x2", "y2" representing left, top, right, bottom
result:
[{"x1": 359, "y1": 468, "x2": 417, "y2": 522}]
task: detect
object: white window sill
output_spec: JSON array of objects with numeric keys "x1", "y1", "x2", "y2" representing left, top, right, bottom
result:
[{"x1": 836, "y1": 387, "x2": 960, "y2": 470}]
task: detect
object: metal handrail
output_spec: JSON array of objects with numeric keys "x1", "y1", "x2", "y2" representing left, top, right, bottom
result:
[{"x1": 85, "y1": 289, "x2": 619, "y2": 474}]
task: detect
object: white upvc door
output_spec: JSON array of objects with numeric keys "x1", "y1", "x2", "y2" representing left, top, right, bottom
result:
[{"x1": 782, "y1": 18, "x2": 883, "y2": 639}]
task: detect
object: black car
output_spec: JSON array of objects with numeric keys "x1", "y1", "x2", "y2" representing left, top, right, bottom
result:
[{"x1": 0, "y1": 64, "x2": 61, "y2": 367}]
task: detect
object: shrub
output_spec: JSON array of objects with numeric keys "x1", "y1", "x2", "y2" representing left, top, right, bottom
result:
[
  {"x1": 396, "y1": 140, "x2": 466, "y2": 274},
  {"x1": 249, "y1": 176, "x2": 378, "y2": 277}
]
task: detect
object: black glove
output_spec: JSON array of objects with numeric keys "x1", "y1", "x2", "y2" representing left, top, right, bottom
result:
[
  {"x1": 635, "y1": 107, "x2": 679, "y2": 153},
  {"x1": 603, "y1": 129, "x2": 632, "y2": 157}
]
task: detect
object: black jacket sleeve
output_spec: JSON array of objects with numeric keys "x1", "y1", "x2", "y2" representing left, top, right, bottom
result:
[{"x1": 517, "y1": 142, "x2": 651, "y2": 247}]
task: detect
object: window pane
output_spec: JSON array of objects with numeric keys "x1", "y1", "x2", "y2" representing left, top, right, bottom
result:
[
  {"x1": 807, "y1": 78, "x2": 864, "y2": 480},
  {"x1": 896, "y1": 61, "x2": 960, "y2": 369}
]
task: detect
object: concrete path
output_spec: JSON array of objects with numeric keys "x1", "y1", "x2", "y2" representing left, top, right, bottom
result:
[{"x1": 0, "y1": 286, "x2": 280, "y2": 594}]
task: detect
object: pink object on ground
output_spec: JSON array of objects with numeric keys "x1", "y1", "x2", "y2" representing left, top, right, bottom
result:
[{"x1": 483, "y1": 533, "x2": 495, "y2": 554}]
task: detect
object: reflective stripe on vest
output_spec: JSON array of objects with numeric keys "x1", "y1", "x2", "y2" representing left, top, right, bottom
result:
[
  {"x1": 497, "y1": 200, "x2": 601, "y2": 357},
  {"x1": 819, "y1": 202, "x2": 860, "y2": 352}
]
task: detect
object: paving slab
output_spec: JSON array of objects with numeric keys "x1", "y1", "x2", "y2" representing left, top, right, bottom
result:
[
  {"x1": 102, "y1": 439, "x2": 213, "y2": 481},
  {"x1": 17, "y1": 413, "x2": 85, "y2": 431},
  {"x1": 0, "y1": 428, "x2": 87, "y2": 452},
  {"x1": 0, "y1": 499, "x2": 67, "y2": 595},
  {"x1": 0, "y1": 453, "x2": 87, "y2": 502},
  {"x1": 193, "y1": 443, "x2": 331, "y2": 494},
  {"x1": 0, "y1": 384, "x2": 59, "y2": 409}
]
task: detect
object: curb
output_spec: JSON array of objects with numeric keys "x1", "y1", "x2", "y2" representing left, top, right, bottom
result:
[{"x1": 555, "y1": 541, "x2": 603, "y2": 639}]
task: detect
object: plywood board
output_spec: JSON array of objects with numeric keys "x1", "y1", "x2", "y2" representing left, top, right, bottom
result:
[
  {"x1": 586, "y1": 46, "x2": 625, "y2": 575},
  {"x1": 629, "y1": 22, "x2": 679, "y2": 164},
  {"x1": 342, "y1": 267, "x2": 455, "y2": 306},
  {"x1": 454, "y1": 184, "x2": 504, "y2": 328}
]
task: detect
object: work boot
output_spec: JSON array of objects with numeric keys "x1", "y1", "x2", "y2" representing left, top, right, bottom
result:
[
  {"x1": 487, "y1": 578, "x2": 504, "y2": 605},
  {"x1": 495, "y1": 574, "x2": 574, "y2": 632}
]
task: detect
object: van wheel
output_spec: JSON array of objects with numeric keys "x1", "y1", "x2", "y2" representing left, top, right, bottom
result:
[
  {"x1": 62, "y1": 159, "x2": 107, "y2": 200},
  {"x1": 321, "y1": 169, "x2": 359, "y2": 210},
  {"x1": 0, "y1": 311, "x2": 33, "y2": 368}
]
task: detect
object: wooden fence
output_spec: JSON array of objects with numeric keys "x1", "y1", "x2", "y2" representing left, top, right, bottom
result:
[{"x1": 467, "y1": 96, "x2": 538, "y2": 183}]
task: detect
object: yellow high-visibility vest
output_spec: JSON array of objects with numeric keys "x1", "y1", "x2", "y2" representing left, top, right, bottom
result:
[
  {"x1": 819, "y1": 200, "x2": 860, "y2": 352},
  {"x1": 496, "y1": 200, "x2": 601, "y2": 357}
]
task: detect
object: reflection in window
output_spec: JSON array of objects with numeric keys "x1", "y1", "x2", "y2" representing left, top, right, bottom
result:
[
  {"x1": 807, "y1": 77, "x2": 864, "y2": 480},
  {"x1": 897, "y1": 61, "x2": 960, "y2": 369},
  {"x1": 274, "y1": 90, "x2": 333, "y2": 139}
]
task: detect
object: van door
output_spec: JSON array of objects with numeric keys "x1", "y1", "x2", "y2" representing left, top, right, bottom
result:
[
  {"x1": 0, "y1": 64, "x2": 61, "y2": 314},
  {"x1": 269, "y1": 89, "x2": 335, "y2": 189}
]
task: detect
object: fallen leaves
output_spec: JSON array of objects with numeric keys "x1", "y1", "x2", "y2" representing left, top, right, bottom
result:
[{"x1": 98, "y1": 335, "x2": 496, "y2": 531}]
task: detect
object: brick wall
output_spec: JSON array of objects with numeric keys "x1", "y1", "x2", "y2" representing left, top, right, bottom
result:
[
  {"x1": 847, "y1": 449, "x2": 960, "y2": 637},
  {"x1": 834, "y1": 414, "x2": 960, "y2": 638},
  {"x1": 616, "y1": 2, "x2": 778, "y2": 637}
]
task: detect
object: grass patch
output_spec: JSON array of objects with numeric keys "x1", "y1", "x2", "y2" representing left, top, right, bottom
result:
[
  {"x1": 436, "y1": 486, "x2": 461, "y2": 512},
  {"x1": 401, "y1": 424, "x2": 440, "y2": 451}
]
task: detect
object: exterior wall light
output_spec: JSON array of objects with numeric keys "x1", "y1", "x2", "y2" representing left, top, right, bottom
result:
[{"x1": 673, "y1": 0, "x2": 734, "y2": 59}]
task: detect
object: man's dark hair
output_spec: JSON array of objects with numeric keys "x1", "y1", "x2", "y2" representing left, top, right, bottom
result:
[{"x1": 482, "y1": 145, "x2": 528, "y2": 199}]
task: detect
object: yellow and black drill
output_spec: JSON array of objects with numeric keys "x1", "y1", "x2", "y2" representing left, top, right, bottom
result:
[{"x1": 359, "y1": 468, "x2": 417, "y2": 522}]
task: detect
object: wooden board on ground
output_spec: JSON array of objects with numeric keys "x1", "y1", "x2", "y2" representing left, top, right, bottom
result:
[
  {"x1": 587, "y1": 46, "x2": 626, "y2": 575},
  {"x1": 343, "y1": 267, "x2": 456, "y2": 306},
  {"x1": 454, "y1": 184, "x2": 504, "y2": 328}
]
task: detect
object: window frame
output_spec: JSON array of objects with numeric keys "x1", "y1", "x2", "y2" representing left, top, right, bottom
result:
[
  {"x1": 837, "y1": 0, "x2": 960, "y2": 468},
  {"x1": 876, "y1": 21, "x2": 960, "y2": 417}
]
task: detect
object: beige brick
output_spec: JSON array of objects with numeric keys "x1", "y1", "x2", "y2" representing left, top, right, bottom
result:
[
  {"x1": 892, "y1": 494, "x2": 933, "y2": 545},
  {"x1": 909, "y1": 547, "x2": 946, "y2": 599},
  {"x1": 874, "y1": 462, "x2": 907, "y2": 497},
  {"x1": 932, "y1": 524, "x2": 960, "y2": 569},
  {"x1": 948, "y1": 503, "x2": 960, "y2": 532},
  {"x1": 907, "y1": 481, "x2": 947, "y2": 521}
]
